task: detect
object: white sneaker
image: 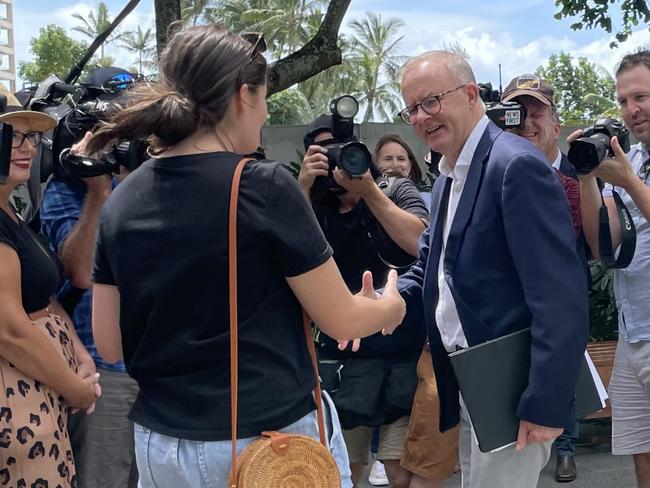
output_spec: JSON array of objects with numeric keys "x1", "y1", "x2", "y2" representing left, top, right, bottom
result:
[{"x1": 368, "y1": 460, "x2": 389, "y2": 486}]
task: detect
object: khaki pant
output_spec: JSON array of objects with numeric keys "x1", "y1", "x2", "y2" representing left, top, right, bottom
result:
[{"x1": 401, "y1": 348, "x2": 460, "y2": 480}]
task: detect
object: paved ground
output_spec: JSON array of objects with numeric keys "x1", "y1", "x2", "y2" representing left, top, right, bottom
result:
[{"x1": 359, "y1": 419, "x2": 637, "y2": 487}]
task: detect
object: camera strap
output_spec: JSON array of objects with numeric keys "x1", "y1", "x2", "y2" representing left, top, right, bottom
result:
[
  {"x1": 598, "y1": 187, "x2": 636, "y2": 269},
  {"x1": 365, "y1": 177, "x2": 417, "y2": 270}
]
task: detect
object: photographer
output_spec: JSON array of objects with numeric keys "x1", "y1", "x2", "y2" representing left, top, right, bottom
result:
[
  {"x1": 299, "y1": 114, "x2": 428, "y2": 487},
  {"x1": 500, "y1": 74, "x2": 587, "y2": 483},
  {"x1": 574, "y1": 50, "x2": 650, "y2": 486},
  {"x1": 39, "y1": 69, "x2": 140, "y2": 488}
]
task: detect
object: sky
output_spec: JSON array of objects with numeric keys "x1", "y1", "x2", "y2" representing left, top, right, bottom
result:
[{"x1": 11, "y1": 0, "x2": 650, "y2": 95}]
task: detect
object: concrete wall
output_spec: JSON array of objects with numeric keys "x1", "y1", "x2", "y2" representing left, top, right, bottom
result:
[{"x1": 261, "y1": 122, "x2": 588, "y2": 175}]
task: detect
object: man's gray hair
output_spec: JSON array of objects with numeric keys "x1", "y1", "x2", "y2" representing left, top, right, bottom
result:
[{"x1": 400, "y1": 50, "x2": 476, "y2": 85}]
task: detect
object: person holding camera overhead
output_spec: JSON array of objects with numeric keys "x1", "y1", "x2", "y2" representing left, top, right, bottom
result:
[
  {"x1": 73, "y1": 25, "x2": 406, "y2": 487},
  {"x1": 574, "y1": 49, "x2": 650, "y2": 487},
  {"x1": 0, "y1": 86, "x2": 100, "y2": 487},
  {"x1": 40, "y1": 66, "x2": 140, "y2": 488},
  {"x1": 299, "y1": 108, "x2": 428, "y2": 487}
]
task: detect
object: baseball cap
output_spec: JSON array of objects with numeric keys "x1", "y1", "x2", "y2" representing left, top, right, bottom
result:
[
  {"x1": 303, "y1": 114, "x2": 334, "y2": 150},
  {"x1": 501, "y1": 74, "x2": 555, "y2": 106},
  {"x1": 0, "y1": 85, "x2": 57, "y2": 132}
]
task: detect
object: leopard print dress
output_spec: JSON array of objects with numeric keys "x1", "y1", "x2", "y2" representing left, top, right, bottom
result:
[{"x1": 0, "y1": 313, "x2": 79, "y2": 488}]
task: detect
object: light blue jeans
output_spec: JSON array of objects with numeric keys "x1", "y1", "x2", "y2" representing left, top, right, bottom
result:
[{"x1": 134, "y1": 392, "x2": 352, "y2": 487}]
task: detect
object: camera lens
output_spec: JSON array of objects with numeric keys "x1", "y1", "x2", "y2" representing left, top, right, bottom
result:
[
  {"x1": 339, "y1": 142, "x2": 371, "y2": 177},
  {"x1": 568, "y1": 133, "x2": 609, "y2": 175}
]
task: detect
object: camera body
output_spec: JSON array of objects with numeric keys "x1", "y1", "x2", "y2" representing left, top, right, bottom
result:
[
  {"x1": 568, "y1": 118, "x2": 631, "y2": 175},
  {"x1": 486, "y1": 101, "x2": 527, "y2": 130},
  {"x1": 478, "y1": 82, "x2": 527, "y2": 130}
]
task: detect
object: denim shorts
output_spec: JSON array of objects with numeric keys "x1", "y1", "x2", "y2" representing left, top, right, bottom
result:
[{"x1": 134, "y1": 391, "x2": 352, "y2": 487}]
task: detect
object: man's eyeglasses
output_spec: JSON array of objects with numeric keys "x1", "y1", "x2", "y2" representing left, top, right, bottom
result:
[
  {"x1": 237, "y1": 32, "x2": 267, "y2": 87},
  {"x1": 399, "y1": 83, "x2": 469, "y2": 124},
  {"x1": 12, "y1": 130, "x2": 42, "y2": 149}
]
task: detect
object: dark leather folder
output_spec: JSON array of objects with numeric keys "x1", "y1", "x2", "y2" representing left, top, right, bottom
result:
[{"x1": 449, "y1": 328, "x2": 603, "y2": 453}]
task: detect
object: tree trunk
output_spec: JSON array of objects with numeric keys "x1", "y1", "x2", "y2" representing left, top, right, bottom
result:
[
  {"x1": 154, "y1": 0, "x2": 181, "y2": 56},
  {"x1": 151, "y1": 0, "x2": 352, "y2": 96}
]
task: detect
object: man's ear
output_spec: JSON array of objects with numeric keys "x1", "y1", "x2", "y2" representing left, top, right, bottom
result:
[
  {"x1": 553, "y1": 122, "x2": 561, "y2": 141},
  {"x1": 467, "y1": 83, "x2": 480, "y2": 107}
]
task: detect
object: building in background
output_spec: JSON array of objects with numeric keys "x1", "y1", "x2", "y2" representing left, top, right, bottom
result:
[{"x1": 0, "y1": 0, "x2": 14, "y2": 92}]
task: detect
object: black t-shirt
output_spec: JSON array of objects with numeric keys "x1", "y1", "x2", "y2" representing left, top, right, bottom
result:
[
  {"x1": 0, "y1": 208, "x2": 60, "y2": 313},
  {"x1": 315, "y1": 178, "x2": 428, "y2": 358},
  {"x1": 92, "y1": 152, "x2": 333, "y2": 441}
]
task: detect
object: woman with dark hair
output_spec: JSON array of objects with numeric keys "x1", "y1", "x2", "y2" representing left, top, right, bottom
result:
[
  {"x1": 0, "y1": 87, "x2": 99, "y2": 487},
  {"x1": 373, "y1": 134, "x2": 422, "y2": 185},
  {"x1": 79, "y1": 25, "x2": 405, "y2": 487}
]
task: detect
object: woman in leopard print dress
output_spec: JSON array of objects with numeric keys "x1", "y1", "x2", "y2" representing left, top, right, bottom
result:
[{"x1": 0, "y1": 88, "x2": 100, "y2": 487}]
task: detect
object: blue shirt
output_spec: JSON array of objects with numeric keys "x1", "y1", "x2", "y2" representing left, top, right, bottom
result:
[
  {"x1": 41, "y1": 178, "x2": 126, "y2": 372},
  {"x1": 603, "y1": 143, "x2": 650, "y2": 343}
]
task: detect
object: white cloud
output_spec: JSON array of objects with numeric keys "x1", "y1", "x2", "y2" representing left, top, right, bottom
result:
[{"x1": 344, "y1": 7, "x2": 650, "y2": 91}]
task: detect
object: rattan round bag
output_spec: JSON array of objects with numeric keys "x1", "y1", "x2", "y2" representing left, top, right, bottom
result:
[{"x1": 228, "y1": 430, "x2": 341, "y2": 487}]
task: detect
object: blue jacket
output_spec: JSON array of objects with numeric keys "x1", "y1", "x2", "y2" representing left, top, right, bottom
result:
[{"x1": 398, "y1": 121, "x2": 589, "y2": 432}]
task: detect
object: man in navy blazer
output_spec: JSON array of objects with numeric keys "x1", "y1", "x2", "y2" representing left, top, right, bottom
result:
[
  {"x1": 397, "y1": 51, "x2": 589, "y2": 487},
  {"x1": 502, "y1": 74, "x2": 590, "y2": 482}
]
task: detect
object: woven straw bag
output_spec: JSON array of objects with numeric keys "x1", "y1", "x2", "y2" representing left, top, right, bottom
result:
[{"x1": 226, "y1": 158, "x2": 341, "y2": 488}]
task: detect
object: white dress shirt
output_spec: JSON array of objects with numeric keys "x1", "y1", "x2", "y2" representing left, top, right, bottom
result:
[
  {"x1": 551, "y1": 149, "x2": 562, "y2": 170},
  {"x1": 435, "y1": 115, "x2": 490, "y2": 352}
]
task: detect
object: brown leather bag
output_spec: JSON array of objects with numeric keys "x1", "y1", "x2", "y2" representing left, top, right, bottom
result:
[{"x1": 226, "y1": 158, "x2": 341, "y2": 487}]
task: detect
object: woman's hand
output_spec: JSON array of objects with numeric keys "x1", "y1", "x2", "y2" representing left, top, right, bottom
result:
[
  {"x1": 67, "y1": 371, "x2": 101, "y2": 411},
  {"x1": 337, "y1": 271, "x2": 378, "y2": 352},
  {"x1": 75, "y1": 361, "x2": 102, "y2": 415}
]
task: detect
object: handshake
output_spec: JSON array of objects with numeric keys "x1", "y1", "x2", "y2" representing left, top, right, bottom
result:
[{"x1": 339, "y1": 269, "x2": 406, "y2": 352}]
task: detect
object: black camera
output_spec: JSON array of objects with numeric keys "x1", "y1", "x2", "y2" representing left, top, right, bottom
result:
[
  {"x1": 29, "y1": 68, "x2": 149, "y2": 181},
  {"x1": 321, "y1": 95, "x2": 373, "y2": 178},
  {"x1": 478, "y1": 82, "x2": 526, "y2": 130},
  {"x1": 568, "y1": 118, "x2": 631, "y2": 175}
]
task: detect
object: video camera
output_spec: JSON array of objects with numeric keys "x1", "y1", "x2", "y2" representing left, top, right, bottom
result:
[
  {"x1": 568, "y1": 118, "x2": 630, "y2": 175},
  {"x1": 321, "y1": 95, "x2": 373, "y2": 178},
  {"x1": 479, "y1": 82, "x2": 526, "y2": 130},
  {"x1": 28, "y1": 68, "x2": 148, "y2": 181}
]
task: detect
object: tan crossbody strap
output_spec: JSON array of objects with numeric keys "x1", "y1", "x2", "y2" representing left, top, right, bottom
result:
[{"x1": 229, "y1": 158, "x2": 328, "y2": 483}]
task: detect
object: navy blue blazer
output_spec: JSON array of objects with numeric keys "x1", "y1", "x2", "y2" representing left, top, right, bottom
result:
[{"x1": 398, "y1": 121, "x2": 589, "y2": 432}]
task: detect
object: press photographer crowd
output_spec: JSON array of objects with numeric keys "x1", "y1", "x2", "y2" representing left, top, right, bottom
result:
[{"x1": 1, "y1": 21, "x2": 650, "y2": 488}]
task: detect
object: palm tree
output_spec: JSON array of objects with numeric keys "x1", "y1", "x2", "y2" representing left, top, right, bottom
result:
[
  {"x1": 181, "y1": 0, "x2": 215, "y2": 25},
  {"x1": 348, "y1": 12, "x2": 406, "y2": 122},
  {"x1": 119, "y1": 26, "x2": 157, "y2": 75},
  {"x1": 297, "y1": 33, "x2": 360, "y2": 114},
  {"x1": 240, "y1": 0, "x2": 326, "y2": 59},
  {"x1": 72, "y1": 2, "x2": 121, "y2": 60},
  {"x1": 207, "y1": 0, "x2": 259, "y2": 35}
]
